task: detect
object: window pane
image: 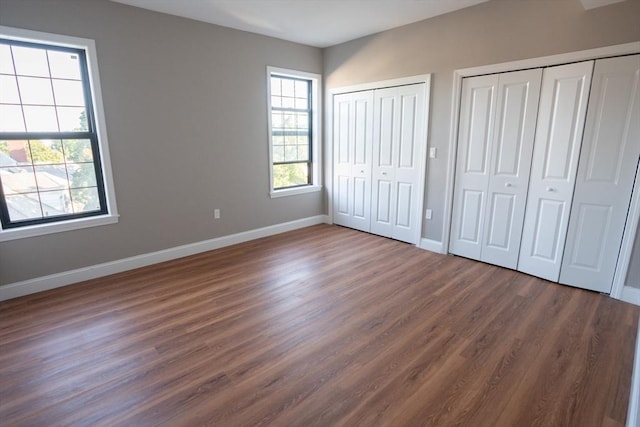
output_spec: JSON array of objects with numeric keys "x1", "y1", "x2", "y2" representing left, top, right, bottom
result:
[
  {"x1": 0, "y1": 44, "x2": 15, "y2": 74},
  {"x1": 284, "y1": 145, "x2": 298, "y2": 162},
  {"x1": 283, "y1": 113, "x2": 297, "y2": 129},
  {"x1": 71, "y1": 186, "x2": 100, "y2": 213},
  {"x1": 0, "y1": 104, "x2": 26, "y2": 132},
  {"x1": 295, "y1": 97, "x2": 308, "y2": 110},
  {"x1": 298, "y1": 145, "x2": 309, "y2": 161},
  {"x1": 27, "y1": 140, "x2": 64, "y2": 164},
  {"x1": 23, "y1": 105, "x2": 58, "y2": 132},
  {"x1": 40, "y1": 189, "x2": 72, "y2": 216},
  {"x1": 272, "y1": 145, "x2": 284, "y2": 163},
  {"x1": 295, "y1": 80, "x2": 307, "y2": 98},
  {"x1": 269, "y1": 73, "x2": 315, "y2": 191},
  {"x1": 63, "y1": 139, "x2": 93, "y2": 162},
  {"x1": 281, "y1": 78, "x2": 295, "y2": 97},
  {"x1": 47, "y1": 50, "x2": 82, "y2": 80},
  {"x1": 68, "y1": 163, "x2": 97, "y2": 188},
  {"x1": 297, "y1": 113, "x2": 309, "y2": 129},
  {"x1": 271, "y1": 111, "x2": 283, "y2": 129},
  {"x1": 270, "y1": 77, "x2": 281, "y2": 96},
  {"x1": 273, "y1": 163, "x2": 308, "y2": 189},
  {"x1": 0, "y1": 35, "x2": 108, "y2": 229},
  {"x1": 57, "y1": 107, "x2": 87, "y2": 131},
  {"x1": 282, "y1": 97, "x2": 295, "y2": 109},
  {"x1": 17, "y1": 76, "x2": 54, "y2": 105},
  {"x1": 0, "y1": 140, "x2": 29, "y2": 164},
  {"x1": 0, "y1": 166, "x2": 37, "y2": 194},
  {"x1": 0, "y1": 75, "x2": 20, "y2": 104},
  {"x1": 6, "y1": 192, "x2": 43, "y2": 221},
  {"x1": 12, "y1": 46, "x2": 50, "y2": 77},
  {"x1": 34, "y1": 165, "x2": 69, "y2": 191},
  {"x1": 52, "y1": 79, "x2": 85, "y2": 106}
]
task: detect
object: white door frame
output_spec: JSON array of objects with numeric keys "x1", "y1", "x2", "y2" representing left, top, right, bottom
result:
[
  {"x1": 612, "y1": 162, "x2": 640, "y2": 300},
  {"x1": 326, "y1": 74, "x2": 431, "y2": 245},
  {"x1": 443, "y1": 42, "x2": 640, "y2": 296}
]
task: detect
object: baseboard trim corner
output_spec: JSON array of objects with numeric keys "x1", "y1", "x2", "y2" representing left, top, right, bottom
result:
[
  {"x1": 628, "y1": 316, "x2": 640, "y2": 427},
  {"x1": 419, "y1": 238, "x2": 445, "y2": 254},
  {"x1": 0, "y1": 215, "x2": 329, "y2": 302},
  {"x1": 621, "y1": 286, "x2": 640, "y2": 307}
]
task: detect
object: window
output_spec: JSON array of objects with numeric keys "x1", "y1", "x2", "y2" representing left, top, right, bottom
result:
[
  {"x1": 267, "y1": 67, "x2": 321, "y2": 197},
  {"x1": 0, "y1": 26, "x2": 117, "y2": 241}
]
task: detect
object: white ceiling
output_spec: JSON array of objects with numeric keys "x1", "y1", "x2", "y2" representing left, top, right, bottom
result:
[{"x1": 111, "y1": 0, "x2": 491, "y2": 48}]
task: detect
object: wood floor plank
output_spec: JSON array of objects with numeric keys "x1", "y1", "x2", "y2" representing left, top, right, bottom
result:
[{"x1": 0, "y1": 224, "x2": 637, "y2": 426}]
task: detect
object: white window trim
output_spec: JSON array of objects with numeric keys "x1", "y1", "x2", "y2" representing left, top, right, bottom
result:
[
  {"x1": 267, "y1": 66, "x2": 322, "y2": 198},
  {"x1": 0, "y1": 25, "x2": 119, "y2": 242}
]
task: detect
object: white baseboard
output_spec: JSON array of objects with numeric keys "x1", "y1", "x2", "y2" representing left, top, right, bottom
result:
[
  {"x1": 419, "y1": 237, "x2": 445, "y2": 254},
  {"x1": 621, "y1": 286, "x2": 640, "y2": 307},
  {"x1": 0, "y1": 215, "x2": 330, "y2": 302}
]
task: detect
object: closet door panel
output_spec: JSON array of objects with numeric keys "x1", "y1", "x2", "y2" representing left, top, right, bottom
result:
[
  {"x1": 353, "y1": 176, "x2": 368, "y2": 219},
  {"x1": 560, "y1": 54, "x2": 640, "y2": 292},
  {"x1": 333, "y1": 94, "x2": 353, "y2": 222},
  {"x1": 371, "y1": 90, "x2": 397, "y2": 238},
  {"x1": 396, "y1": 182, "x2": 413, "y2": 228},
  {"x1": 518, "y1": 61, "x2": 594, "y2": 281},
  {"x1": 374, "y1": 179, "x2": 393, "y2": 226},
  {"x1": 392, "y1": 86, "x2": 425, "y2": 243},
  {"x1": 481, "y1": 68, "x2": 542, "y2": 269},
  {"x1": 449, "y1": 75, "x2": 498, "y2": 259},
  {"x1": 371, "y1": 84, "x2": 426, "y2": 243},
  {"x1": 485, "y1": 193, "x2": 515, "y2": 249},
  {"x1": 459, "y1": 190, "x2": 485, "y2": 243},
  {"x1": 332, "y1": 91, "x2": 374, "y2": 232}
]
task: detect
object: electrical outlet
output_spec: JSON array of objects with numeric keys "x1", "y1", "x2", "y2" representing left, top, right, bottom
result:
[
  {"x1": 429, "y1": 147, "x2": 437, "y2": 159},
  {"x1": 425, "y1": 209, "x2": 433, "y2": 220},
  {"x1": 214, "y1": 209, "x2": 221, "y2": 219}
]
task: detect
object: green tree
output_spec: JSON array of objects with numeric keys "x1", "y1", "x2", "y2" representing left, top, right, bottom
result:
[
  {"x1": 66, "y1": 109, "x2": 97, "y2": 210},
  {"x1": 27, "y1": 140, "x2": 64, "y2": 164},
  {"x1": 273, "y1": 163, "x2": 308, "y2": 189}
]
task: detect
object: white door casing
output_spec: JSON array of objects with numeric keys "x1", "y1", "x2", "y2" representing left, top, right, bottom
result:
[
  {"x1": 560, "y1": 54, "x2": 640, "y2": 293},
  {"x1": 518, "y1": 60, "x2": 594, "y2": 282},
  {"x1": 370, "y1": 84, "x2": 427, "y2": 244},
  {"x1": 332, "y1": 91, "x2": 374, "y2": 232}
]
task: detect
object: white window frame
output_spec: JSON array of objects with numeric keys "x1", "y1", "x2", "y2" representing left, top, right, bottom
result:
[
  {"x1": 0, "y1": 25, "x2": 118, "y2": 242},
  {"x1": 267, "y1": 66, "x2": 322, "y2": 198}
]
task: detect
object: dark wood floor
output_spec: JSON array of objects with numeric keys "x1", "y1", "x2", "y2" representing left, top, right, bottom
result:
[{"x1": 1, "y1": 224, "x2": 638, "y2": 426}]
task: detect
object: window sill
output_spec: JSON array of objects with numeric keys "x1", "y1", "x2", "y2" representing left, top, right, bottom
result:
[
  {"x1": 270, "y1": 185, "x2": 322, "y2": 199},
  {"x1": 0, "y1": 213, "x2": 119, "y2": 242}
]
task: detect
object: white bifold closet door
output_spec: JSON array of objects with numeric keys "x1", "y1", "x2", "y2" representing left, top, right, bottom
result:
[
  {"x1": 449, "y1": 69, "x2": 542, "y2": 268},
  {"x1": 559, "y1": 54, "x2": 640, "y2": 293},
  {"x1": 370, "y1": 84, "x2": 427, "y2": 244},
  {"x1": 332, "y1": 91, "x2": 374, "y2": 232},
  {"x1": 518, "y1": 61, "x2": 594, "y2": 282}
]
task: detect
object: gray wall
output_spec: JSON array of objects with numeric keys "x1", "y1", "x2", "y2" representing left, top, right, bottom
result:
[
  {"x1": 323, "y1": 0, "x2": 640, "y2": 245},
  {"x1": 0, "y1": 0, "x2": 323, "y2": 285},
  {"x1": 2, "y1": 0, "x2": 640, "y2": 289},
  {"x1": 628, "y1": 223, "x2": 640, "y2": 289}
]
